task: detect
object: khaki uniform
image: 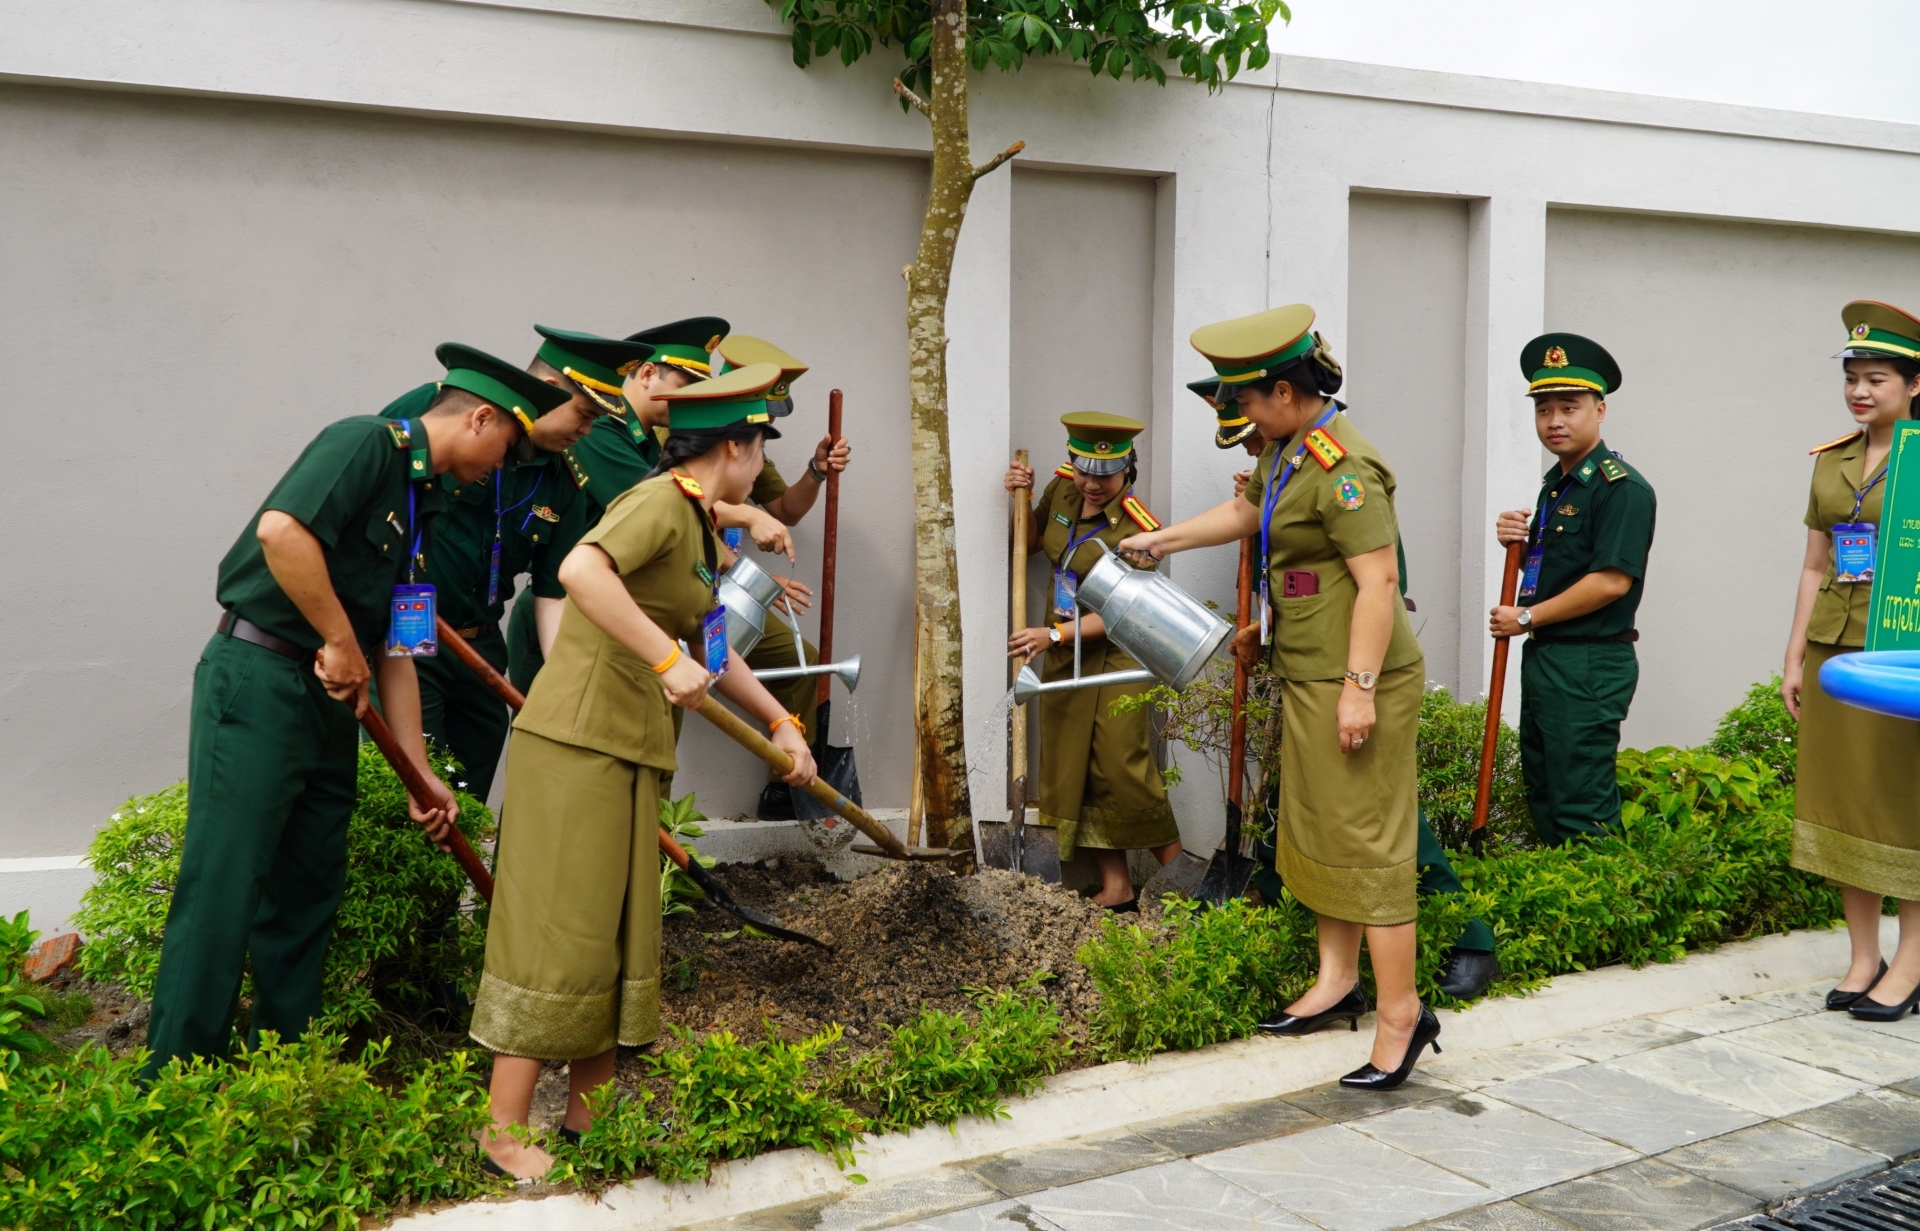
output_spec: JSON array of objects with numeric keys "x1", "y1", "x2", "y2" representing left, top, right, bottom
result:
[
  {"x1": 1033, "y1": 473, "x2": 1178, "y2": 860},
  {"x1": 1243, "y1": 409, "x2": 1424, "y2": 927},
  {"x1": 470, "y1": 473, "x2": 719, "y2": 1059},
  {"x1": 1793, "y1": 430, "x2": 1920, "y2": 900}
]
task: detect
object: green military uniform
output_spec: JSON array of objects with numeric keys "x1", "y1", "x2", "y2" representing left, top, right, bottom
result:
[
  {"x1": 1791, "y1": 301, "x2": 1920, "y2": 901},
  {"x1": 472, "y1": 362, "x2": 784, "y2": 1059},
  {"x1": 143, "y1": 346, "x2": 564, "y2": 1078},
  {"x1": 1514, "y1": 334, "x2": 1657, "y2": 846},
  {"x1": 1032, "y1": 414, "x2": 1179, "y2": 859}
]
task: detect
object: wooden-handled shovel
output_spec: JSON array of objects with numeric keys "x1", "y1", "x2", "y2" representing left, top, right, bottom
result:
[
  {"x1": 792, "y1": 388, "x2": 864, "y2": 830},
  {"x1": 357, "y1": 701, "x2": 495, "y2": 902},
  {"x1": 1471, "y1": 542, "x2": 1526, "y2": 855},
  {"x1": 1007, "y1": 448, "x2": 1031, "y2": 874},
  {"x1": 1193, "y1": 536, "x2": 1260, "y2": 905}
]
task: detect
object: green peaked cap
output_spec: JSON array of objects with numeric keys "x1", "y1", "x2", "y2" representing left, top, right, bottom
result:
[
  {"x1": 1520, "y1": 333, "x2": 1621, "y2": 397},
  {"x1": 1191, "y1": 304, "x2": 1318, "y2": 387},
  {"x1": 657, "y1": 361, "x2": 786, "y2": 432},
  {"x1": 533, "y1": 326, "x2": 656, "y2": 395},
  {"x1": 1062, "y1": 410, "x2": 1143, "y2": 476},
  {"x1": 625, "y1": 316, "x2": 729, "y2": 380},
  {"x1": 435, "y1": 343, "x2": 570, "y2": 432},
  {"x1": 1188, "y1": 377, "x2": 1259, "y2": 449},
  {"x1": 1839, "y1": 300, "x2": 1920, "y2": 362}
]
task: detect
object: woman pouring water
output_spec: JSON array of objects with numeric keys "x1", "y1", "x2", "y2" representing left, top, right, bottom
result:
[
  {"x1": 1120, "y1": 306, "x2": 1436, "y2": 1091},
  {"x1": 1005, "y1": 413, "x2": 1182, "y2": 911}
]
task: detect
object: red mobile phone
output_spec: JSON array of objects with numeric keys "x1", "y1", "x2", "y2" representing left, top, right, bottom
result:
[{"x1": 1282, "y1": 570, "x2": 1319, "y2": 598}]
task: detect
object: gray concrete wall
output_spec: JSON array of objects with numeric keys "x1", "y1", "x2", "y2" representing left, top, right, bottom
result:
[
  {"x1": 1345, "y1": 193, "x2": 1471, "y2": 694},
  {"x1": 1544, "y1": 207, "x2": 1920, "y2": 748},
  {"x1": 0, "y1": 82, "x2": 928, "y2": 848}
]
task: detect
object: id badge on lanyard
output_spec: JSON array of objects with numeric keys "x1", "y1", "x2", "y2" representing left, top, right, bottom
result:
[
  {"x1": 702, "y1": 607, "x2": 730, "y2": 676},
  {"x1": 1052, "y1": 568, "x2": 1078, "y2": 618},
  {"x1": 1833, "y1": 523, "x2": 1877, "y2": 583},
  {"x1": 386, "y1": 470, "x2": 437, "y2": 656},
  {"x1": 1519, "y1": 547, "x2": 1545, "y2": 599}
]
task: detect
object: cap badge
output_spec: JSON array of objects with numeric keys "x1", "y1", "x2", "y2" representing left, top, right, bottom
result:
[
  {"x1": 1855, "y1": 322, "x2": 1871, "y2": 338},
  {"x1": 1095, "y1": 441, "x2": 1112, "y2": 453},
  {"x1": 1544, "y1": 346, "x2": 1570, "y2": 369}
]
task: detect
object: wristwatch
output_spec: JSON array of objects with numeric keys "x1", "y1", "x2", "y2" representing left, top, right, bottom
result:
[
  {"x1": 1344, "y1": 669, "x2": 1377, "y2": 690},
  {"x1": 1049, "y1": 626, "x2": 1063, "y2": 645},
  {"x1": 1517, "y1": 608, "x2": 1533, "y2": 629}
]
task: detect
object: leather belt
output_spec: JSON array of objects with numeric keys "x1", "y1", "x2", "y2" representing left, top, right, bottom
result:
[
  {"x1": 449, "y1": 624, "x2": 485, "y2": 640},
  {"x1": 217, "y1": 611, "x2": 308, "y2": 660}
]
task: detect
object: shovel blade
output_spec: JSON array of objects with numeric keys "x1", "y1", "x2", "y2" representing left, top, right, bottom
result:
[
  {"x1": 1193, "y1": 850, "x2": 1258, "y2": 906},
  {"x1": 793, "y1": 701, "x2": 862, "y2": 851},
  {"x1": 682, "y1": 858, "x2": 831, "y2": 949},
  {"x1": 1140, "y1": 850, "x2": 1212, "y2": 903},
  {"x1": 977, "y1": 817, "x2": 1063, "y2": 882}
]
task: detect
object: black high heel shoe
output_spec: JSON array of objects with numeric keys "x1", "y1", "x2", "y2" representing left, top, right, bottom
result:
[
  {"x1": 1827, "y1": 960, "x2": 1888, "y2": 1010},
  {"x1": 1849, "y1": 975, "x2": 1920, "y2": 1022},
  {"x1": 1258, "y1": 984, "x2": 1367, "y2": 1036},
  {"x1": 1340, "y1": 1005, "x2": 1442, "y2": 1091}
]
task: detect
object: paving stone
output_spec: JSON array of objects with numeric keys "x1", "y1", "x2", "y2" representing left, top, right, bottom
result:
[
  {"x1": 1347, "y1": 1092, "x2": 1635, "y2": 1197},
  {"x1": 1425, "y1": 1045, "x2": 1589, "y2": 1091},
  {"x1": 1414, "y1": 1202, "x2": 1577, "y2": 1231},
  {"x1": 1722, "y1": 1014, "x2": 1920, "y2": 1085},
  {"x1": 1747, "y1": 982, "x2": 1832, "y2": 1016},
  {"x1": 970, "y1": 1134, "x2": 1175, "y2": 1198},
  {"x1": 1490, "y1": 1062, "x2": 1761, "y2": 1154},
  {"x1": 1655, "y1": 997, "x2": 1800, "y2": 1036},
  {"x1": 1545, "y1": 1017, "x2": 1697, "y2": 1062},
  {"x1": 785, "y1": 1170, "x2": 1007, "y2": 1231},
  {"x1": 1198, "y1": 1124, "x2": 1494, "y2": 1231},
  {"x1": 1020, "y1": 1158, "x2": 1315, "y2": 1231},
  {"x1": 1660, "y1": 1121, "x2": 1885, "y2": 1201},
  {"x1": 1849, "y1": 1004, "x2": 1920, "y2": 1045},
  {"x1": 1786, "y1": 1088, "x2": 1920, "y2": 1161},
  {"x1": 1136, "y1": 1098, "x2": 1328, "y2": 1156},
  {"x1": 1514, "y1": 1158, "x2": 1758, "y2": 1231},
  {"x1": 1280, "y1": 1073, "x2": 1463, "y2": 1123},
  {"x1": 903, "y1": 1200, "x2": 1065, "y2": 1231},
  {"x1": 1609, "y1": 1036, "x2": 1868, "y2": 1118}
]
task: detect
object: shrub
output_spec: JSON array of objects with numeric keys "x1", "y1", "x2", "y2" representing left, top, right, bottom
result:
[
  {"x1": 0, "y1": 1033, "x2": 496, "y2": 1231},
  {"x1": 648, "y1": 1025, "x2": 864, "y2": 1182},
  {"x1": 0, "y1": 913, "x2": 53, "y2": 1067},
  {"x1": 74, "y1": 744, "x2": 494, "y2": 1038},
  {"x1": 1707, "y1": 675, "x2": 1797, "y2": 783},
  {"x1": 1416, "y1": 685, "x2": 1533, "y2": 853}
]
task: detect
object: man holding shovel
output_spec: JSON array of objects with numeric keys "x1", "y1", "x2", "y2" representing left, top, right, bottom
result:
[{"x1": 143, "y1": 345, "x2": 566, "y2": 1080}]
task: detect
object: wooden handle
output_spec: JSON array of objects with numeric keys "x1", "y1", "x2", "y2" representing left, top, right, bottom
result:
[
  {"x1": 695, "y1": 696, "x2": 910, "y2": 859},
  {"x1": 358, "y1": 702, "x2": 495, "y2": 902},
  {"x1": 1009, "y1": 449, "x2": 1031, "y2": 794},
  {"x1": 1472, "y1": 541, "x2": 1526, "y2": 838},
  {"x1": 1228, "y1": 536, "x2": 1255, "y2": 809},
  {"x1": 817, "y1": 390, "x2": 843, "y2": 706},
  {"x1": 657, "y1": 825, "x2": 693, "y2": 871},
  {"x1": 437, "y1": 617, "x2": 526, "y2": 709}
]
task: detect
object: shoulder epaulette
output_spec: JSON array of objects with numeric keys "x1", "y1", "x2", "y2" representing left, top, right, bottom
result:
[
  {"x1": 562, "y1": 447, "x2": 590, "y2": 490},
  {"x1": 1303, "y1": 429, "x2": 1346, "y2": 471},
  {"x1": 1597, "y1": 456, "x2": 1628, "y2": 483},
  {"x1": 1810, "y1": 429, "x2": 1865, "y2": 456},
  {"x1": 1054, "y1": 463, "x2": 1075, "y2": 478},
  {"x1": 669, "y1": 469, "x2": 705, "y2": 499},
  {"x1": 1120, "y1": 495, "x2": 1160, "y2": 532}
]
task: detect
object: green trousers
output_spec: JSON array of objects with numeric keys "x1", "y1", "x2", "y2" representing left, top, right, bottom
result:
[
  {"x1": 506, "y1": 591, "x2": 544, "y2": 696},
  {"x1": 1520, "y1": 639, "x2": 1638, "y2": 847},
  {"x1": 142, "y1": 632, "x2": 361, "y2": 1079},
  {"x1": 417, "y1": 627, "x2": 511, "y2": 801}
]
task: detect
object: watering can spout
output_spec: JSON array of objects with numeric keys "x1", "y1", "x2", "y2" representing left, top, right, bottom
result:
[
  {"x1": 1013, "y1": 664, "x2": 1044, "y2": 705},
  {"x1": 835, "y1": 654, "x2": 862, "y2": 693}
]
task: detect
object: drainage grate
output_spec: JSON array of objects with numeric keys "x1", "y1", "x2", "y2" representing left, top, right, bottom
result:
[{"x1": 1718, "y1": 1161, "x2": 1920, "y2": 1231}]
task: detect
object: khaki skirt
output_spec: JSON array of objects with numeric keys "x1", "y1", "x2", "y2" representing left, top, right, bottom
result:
[
  {"x1": 469, "y1": 729, "x2": 663, "y2": 1060},
  {"x1": 1035, "y1": 638, "x2": 1179, "y2": 860},
  {"x1": 1276, "y1": 659, "x2": 1423, "y2": 926},
  {"x1": 1792, "y1": 640, "x2": 1920, "y2": 901}
]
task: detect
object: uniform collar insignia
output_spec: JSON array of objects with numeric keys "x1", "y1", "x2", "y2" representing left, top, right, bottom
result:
[
  {"x1": 670, "y1": 469, "x2": 705, "y2": 499},
  {"x1": 531, "y1": 504, "x2": 560, "y2": 523}
]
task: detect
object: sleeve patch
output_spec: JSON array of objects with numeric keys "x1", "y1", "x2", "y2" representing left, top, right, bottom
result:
[
  {"x1": 1121, "y1": 495, "x2": 1160, "y2": 531},
  {"x1": 1810, "y1": 429, "x2": 1865, "y2": 455},
  {"x1": 1054, "y1": 463, "x2": 1076, "y2": 478},
  {"x1": 1334, "y1": 475, "x2": 1366, "y2": 511},
  {"x1": 1303, "y1": 429, "x2": 1347, "y2": 471},
  {"x1": 1598, "y1": 456, "x2": 1628, "y2": 482}
]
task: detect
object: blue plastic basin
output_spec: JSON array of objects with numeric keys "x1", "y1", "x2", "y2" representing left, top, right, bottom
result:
[{"x1": 1818, "y1": 650, "x2": 1920, "y2": 721}]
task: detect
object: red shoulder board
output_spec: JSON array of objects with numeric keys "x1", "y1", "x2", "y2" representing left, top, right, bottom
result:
[
  {"x1": 1303, "y1": 429, "x2": 1347, "y2": 471},
  {"x1": 1810, "y1": 429, "x2": 1865, "y2": 455},
  {"x1": 1054, "y1": 463, "x2": 1075, "y2": 478},
  {"x1": 1121, "y1": 495, "x2": 1160, "y2": 532},
  {"x1": 669, "y1": 469, "x2": 705, "y2": 499}
]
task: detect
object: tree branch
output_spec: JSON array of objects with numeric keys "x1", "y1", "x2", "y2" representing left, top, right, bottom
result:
[
  {"x1": 892, "y1": 77, "x2": 930, "y2": 116},
  {"x1": 970, "y1": 140, "x2": 1026, "y2": 181}
]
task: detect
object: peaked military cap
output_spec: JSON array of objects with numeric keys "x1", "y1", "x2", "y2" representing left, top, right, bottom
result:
[
  {"x1": 713, "y1": 335, "x2": 808, "y2": 417},
  {"x1": 1191, "y1": 304, "x2": 1319, "y2": 395},
  {"x1": 1838, "y1": 300, "x2": 1920, "y2": 362},
  {"x1": 533, "y1": 326, "x2": 656, "y2": 404},
  {"x1": 626, "y1": 317, "x2": 728, "y2": 380},
  {"x1": 657, "y1": 361, "x2": 786, "y2": 435},
  {"x1": 1189, "y1": 377, "x2": 1259, "y2": 449},
  {"x1": 1062, "y1": 411, "x2": 1144, "y2": 476},
  {"x1": 435, "y1": 343, "x2": 571, "y2": 432},
  {"x1": 1520, "y1": 333, "x2": 1621, "y2": 397}
]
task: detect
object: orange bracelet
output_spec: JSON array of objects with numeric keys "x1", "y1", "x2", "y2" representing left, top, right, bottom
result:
[
  {"x1": 769, "y1": 712, "x2": 804, "y2": 737},
  {"x1": 651, "y1": 645, "x2": 681, "y2": 675},
  {"x1": 1055, "y1": 621, "x2": 1074, "y2": 642}
]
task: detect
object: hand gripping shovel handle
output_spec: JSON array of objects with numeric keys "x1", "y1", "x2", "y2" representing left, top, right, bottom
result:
[
  {"x1": 1471, "y1": 542, "x2": 1526, "y2": 855},
  {"x1": 357, "y1": 702, "x2": 496, "y2": 902},
  {"x1": 695, "y1": 696, "x2": 912, "y2": 860}
]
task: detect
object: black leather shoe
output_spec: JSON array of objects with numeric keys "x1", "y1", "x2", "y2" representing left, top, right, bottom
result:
[
  {"x1": 1438, "y1": 948, "x2": 1501, "y2": 1000},
  {"x1": 558, "y1": 1126, "x2": 582, "y2": 1147},
  {"x1": 1258, "y1": 984, "x2": 1367, "y2": 1036},
  {"x1": 1827, "y1": 960, "x2": 1888, "y2": 1010},
  {"x1": 1340, "y1": 1005, "x2": 1442, "y2": 1091},
  {"x1": 1849, "y1": 976, "x2": 1920, "y2": 1022},
  {"x1": 1104, "y1": 897, "x2": 1139, "y2": 913},
  {"x1": 756, "y1": 782, "x2": 796, "y2": 821}
]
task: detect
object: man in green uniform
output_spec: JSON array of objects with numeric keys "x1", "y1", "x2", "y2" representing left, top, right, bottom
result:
[
  {"x1": 380, "y1": 327, "x2": 652, "y2": 799},
  {"x1": 1491, "y1": 334, "x2": 1657, "y2": 846},
  {"x1": 143, "y1": 345, "x2": 567, "y2": 1079},
  {"x1": 1195, "y1": 379, "x2": 1499, "y2": 997}
]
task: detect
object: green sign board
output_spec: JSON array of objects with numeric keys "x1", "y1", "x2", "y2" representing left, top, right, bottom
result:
[{"x1": 1868, "y1": 421, "x2": 1920, "y2": 649}]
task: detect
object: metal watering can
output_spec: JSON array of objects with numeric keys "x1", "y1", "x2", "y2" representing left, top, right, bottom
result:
[
  {"x1": 718, "y1": 554, "x2": 863, "y2": 691},
  {"x1": 1012, "y1": 545, "x2": 1232, "y2": 703}
]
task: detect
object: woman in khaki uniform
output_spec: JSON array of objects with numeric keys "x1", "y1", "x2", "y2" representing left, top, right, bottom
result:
[
  {"x1": 471, "y1": 363, "x2": 817, "y2": 1177},
  {"x1": 1123, "y1": 306, "x2": 1438, "y2": 1091},
  {"x1": 1005, "y1": 413, "x2": 1182, "y2": 909},
  {"x1": 1783, "y1": 299, "x2": 1920, "y2": 1023}
]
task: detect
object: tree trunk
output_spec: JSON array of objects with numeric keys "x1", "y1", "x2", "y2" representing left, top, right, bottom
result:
[{"x1": 902, "y1": 0, "x2": 975, "y2": 850}]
